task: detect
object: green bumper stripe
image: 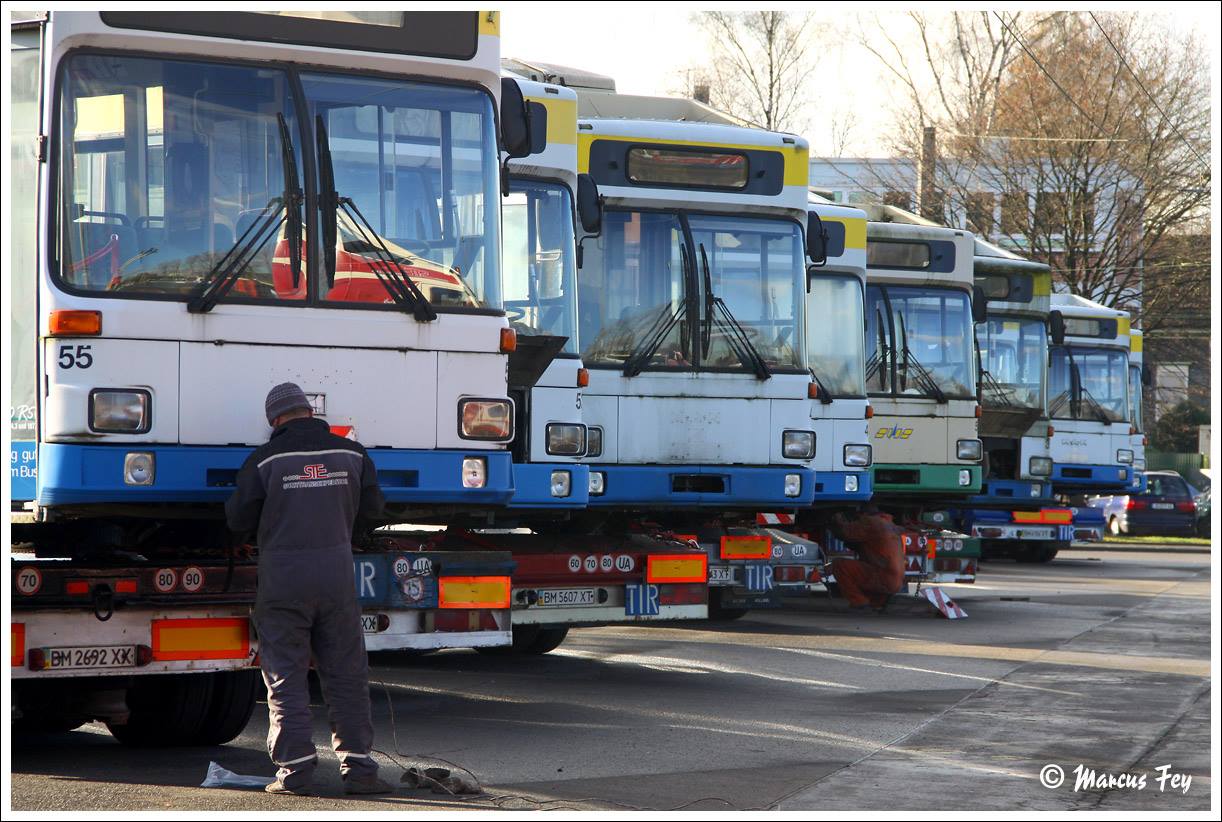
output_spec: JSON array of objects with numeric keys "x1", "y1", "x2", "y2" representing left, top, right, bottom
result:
[{"x1": 870, "y1": 463, "x2": 982, "y2": 495}]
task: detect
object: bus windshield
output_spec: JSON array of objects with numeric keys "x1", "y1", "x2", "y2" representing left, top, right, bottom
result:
[
  {"x1": 866, "y1": 285, "x2": 976, "y2": 399},
  {"x1": 978, "y1": 316, "x2": 1046, "y2": 410},
  {"x1": 806, "y1": 275, "x2": 865, "y2": 397},
  {"x1": 502, "y1": 179, "x2": 578, "y2": 354},
  {"x1": 1048, "y1": 347, "x2": 1129, "y2": 423},
  {"x1": 54, "y1": 54, "x2": 501, "y2": 311},
  {"x1": 1128, "y1": 364, "x2": 1143, "y2": 432},
  {"x1": 579, "y1": 210, "x2": 803, "y2": 372}
]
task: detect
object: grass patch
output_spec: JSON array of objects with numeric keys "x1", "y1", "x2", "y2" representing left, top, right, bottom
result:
[{"x1": 1102, "y1": 534, "x2": 1211, "y2": 546}]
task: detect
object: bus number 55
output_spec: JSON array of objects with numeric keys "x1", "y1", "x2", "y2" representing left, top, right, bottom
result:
[{"x1": 58, "y1": 344, "x2": 93, "y2": 369}]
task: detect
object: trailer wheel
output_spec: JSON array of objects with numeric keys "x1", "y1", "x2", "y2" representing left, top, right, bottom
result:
[
  {"x1": 708, "y1": 601, "x2": 749, "y2": 621},
  {"x1": 477, "y1": 625, "x2": 570, "y2": 655},
  {"x1": 107, "y1": 673, "x2": 216, "y2": 747},
  {"x1": 191, "y1": 670, "x2": 262, "y2": 746}
]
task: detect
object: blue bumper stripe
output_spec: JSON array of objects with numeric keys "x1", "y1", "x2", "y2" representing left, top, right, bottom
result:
[
  {"x1": 36, "y1": 443, "x2": 515, "y2": 507},
  {"x1": 1051, "y1": 462, "x2": 1129, "y2": 488},
  {"x1": 812, "y1": 470, "x2": 872, "y2": 503},
  {"x1": 508, "y1": 462, "x2": 590, "y2": 509},
  {"x1": 585, "y1": 464, "x2": 816, "y2": 508}
]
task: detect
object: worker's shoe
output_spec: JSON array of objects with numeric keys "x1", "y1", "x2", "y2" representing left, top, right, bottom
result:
[
  {"x1": 343, "y1": 775, "x2": 395, "y2": 796},
  {"x1": 265, "y1": 780, "x2": 312, "y2": 796}
]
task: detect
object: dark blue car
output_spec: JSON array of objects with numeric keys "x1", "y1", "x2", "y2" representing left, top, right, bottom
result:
[{"x1": 1087, "y1": 471, "x2": 1199, "y2": 537}]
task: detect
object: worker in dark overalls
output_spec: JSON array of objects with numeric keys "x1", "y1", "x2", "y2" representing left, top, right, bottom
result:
[
  {"x1": 226, "y1": 382, "x2": 391, "y2": 796},
  {"x1": 831, "y1": 508, "x2": 907, "y2": 611}
]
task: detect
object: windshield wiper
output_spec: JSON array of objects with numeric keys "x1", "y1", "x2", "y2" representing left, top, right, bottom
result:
[
  {"x1": 623, "y1": 303, "x2": 686, "y2": 377},
  {"x1": 699, "y1": 244, "x2": 771, "y2": 380},
  {"x1": 865, "y1": 307, "x2": 891, "y2": 391},
  {"x1": 315, "y1": 115, "x2": 436, "y2": 322},
  {"x1": 896, "y1": 312, "x2": 946, "y2": 402},
  {"x1": 188, "y1": 113, "x2": 301, "y2": 313},
  {"x1": 1078, "y1": 382, "x2": 1114, "y2": 425},
  {"x1": 980, "y1": 369, "x2": 1015, "y2": 409}
]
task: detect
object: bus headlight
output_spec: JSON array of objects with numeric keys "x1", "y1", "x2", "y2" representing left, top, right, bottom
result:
[
  {"x1": 458, "y1": 399, "x2": 513, "y2": 441},
  {"x1": 782, "y1": 431, "x2": 815, "y2": 460},
  {"x1": 550, "y1": 470, "x2": 571, "y2": 498},
  {"x1": 546, "y1": 423, "x2": 586, "y2": 456},
  {"x1": 586, "y1": 427, "x2": 604, "y2": 459},
  {"x1": 956, "y1": 439, "x2": 983, "y2": 461},
  {"x1": 958, "y1": 469, "x2": 972, "y2": 487},
  {"x1": 845, "y1": 474, "x2": 859, "y2": 493},
  {"x1": 91, "y1": 389, "x2": 151, "y2": 433},
  {"x1": 843, "y1": 444, "x2": 872, "y2": 467},
  {"x1": 1116, "y1": 449, "x2": 1133, "y2": 464},
  {"x1": 123, "y1": 452, "x2": 155, "y2": 486},
  {"x1": 784, "y1": 473, "x2": 802, "y2": 497},
  {"x1": 1029, "y1": 456, "x2": 1053, "y2": 476},
  {"x1": 588, "y1": 471, "x2": 606, "y2": 496},
  {"x1": 461, "y1": 457, "x2": 487, "y2": 488}
]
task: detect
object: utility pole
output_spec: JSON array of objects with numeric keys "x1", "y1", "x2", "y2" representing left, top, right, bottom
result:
[{"x1": 918, "y1": 125, "x2": 939, "y2": 221}]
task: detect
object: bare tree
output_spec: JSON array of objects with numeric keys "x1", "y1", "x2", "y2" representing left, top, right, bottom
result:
[
  {"x1": 684, "y1": 11, "x2": 820, "y2": 133},
  {"x1": 859, "y1": 11, "x2": 1210, "y2": 333}
]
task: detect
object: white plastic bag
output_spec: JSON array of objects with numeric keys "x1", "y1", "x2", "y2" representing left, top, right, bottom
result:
[{"x1": 200, "y1": 760, "x2": 276, "y2": 789}]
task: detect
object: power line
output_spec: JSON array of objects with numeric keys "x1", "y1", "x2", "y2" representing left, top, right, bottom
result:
[
  {"x1": 944, "y1": 132, "x2": 1129, "y2": 143},
  {"x1": 1087, "y1": 11, "x2": 1210, "y2": 173}
]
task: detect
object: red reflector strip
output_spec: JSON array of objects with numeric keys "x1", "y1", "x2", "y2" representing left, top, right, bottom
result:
[
  {"x1": 646, "y1": 554, "x2": 708, "y2": 584},
  {"x1": 11, "y1": 624, "x2": 24, "y2": 667},
  {"x1": 438, "y1": 576, "x2": 511, "y2": 609},
  {"x1": 115, "y1": 579, "x2": 138, "y2": 594},
  {"x1": 65, "y1": 581, "x2": 90, "y2": 596},
  {"x1": 151, "y1": 617, "x2": 250, "y2": 661},
  {"x1": 720, "y1": 535, "x2": 771, "y2": 560},
  {"x1": 773, "y1": 565, "x2": 806, "y2": 583}
]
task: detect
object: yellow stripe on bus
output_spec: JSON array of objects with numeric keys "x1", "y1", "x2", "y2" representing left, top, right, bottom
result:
[
  {"x1": 479, "y1": 11, "x2": 499, "y2": 36},
  {"x1": 821, "y1": 216, "x2": 866, "y2": 250},
  {"x1": 526, "y1": 96, "x2": 577, "y2": 145},
  {"x1": 1130, "y1": 334, "x2": 1143, "y2": 353},
  {"x1": 577, "y1": 133, "x2": 808, "y2": 187},
  {"x1": 1032, "y1": 270, "x2": 1052, "y2": 297}
]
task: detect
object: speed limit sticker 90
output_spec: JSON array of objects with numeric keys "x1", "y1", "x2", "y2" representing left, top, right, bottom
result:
[
  {"x1": 153, "y1": 568, "x2": 178, "y2": 593},
  {"x1": 181, "y1": 566, "x2": 205, "y2": 592},
  {"x1": 16, "y1": 567, "x2": 42, "y2": 595}
]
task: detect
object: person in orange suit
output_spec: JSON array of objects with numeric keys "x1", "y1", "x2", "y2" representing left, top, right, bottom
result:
[{"x1": 831, "y1": 508, "x2": 907, "y2": 610}]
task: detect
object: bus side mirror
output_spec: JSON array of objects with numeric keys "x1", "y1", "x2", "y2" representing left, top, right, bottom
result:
[
  {"x1": 971, "y1": 285, "x2": 989, "y2": 324},
  {"x1": 806, "y1": 212, "x2": 828, "y2": 267},
  {"x1": 500, "y1": 78, "x2": 534, "y2": 159},
  {"x1": 1049, "y1": 310, "x2": 1066, "y2": 345},
  {"x1": 1142, "y1": 363, "x2": 1153, "y2": 387},
  {"x1": 527, "y1": 101, "x2": 548, "y2": 156},
  {"x1": 576, "y1": 173, "x2": 602, "y2": 235}
]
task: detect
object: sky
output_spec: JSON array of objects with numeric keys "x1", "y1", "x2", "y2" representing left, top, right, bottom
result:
[{"x1": 501, "y1": 3, "x2": 1218, "y2": 159}]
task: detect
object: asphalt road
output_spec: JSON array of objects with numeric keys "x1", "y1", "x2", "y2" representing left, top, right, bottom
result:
[{"x1": 10, "y1": 547, "x2": 1212, "y2": 812}]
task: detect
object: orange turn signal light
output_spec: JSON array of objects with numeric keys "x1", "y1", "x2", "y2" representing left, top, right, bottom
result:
[
  {"x1": 577, "y1": 368, "x2": 590, "y2": 388},
  {"x1": 974, "y1": 404, "x2": 982, "y2": 419},
  {"x1": 499, "y1": 327, "x2": 517, "y2": 353},
  {"x1": 865, "y1": 405, "x2": 874, "y2": 419},
  {"x1": 807, "y1": 382, "x2": 819, "y2": 399},
  {"x1": 1047, "y1": 425, "x2": 1055, "y2": 438},
  {"x1": 49, "y1": 310, "x2": 102, "y2": 336}
]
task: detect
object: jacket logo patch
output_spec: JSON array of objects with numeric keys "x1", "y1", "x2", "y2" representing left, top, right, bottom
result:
[{"x1": 303, "y1": 464, "x2": 328, "y2": 479}]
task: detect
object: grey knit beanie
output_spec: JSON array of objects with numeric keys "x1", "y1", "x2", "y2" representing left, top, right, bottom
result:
[{"x1": 265, "y1": 382, "x2": 312, "y2": 425}]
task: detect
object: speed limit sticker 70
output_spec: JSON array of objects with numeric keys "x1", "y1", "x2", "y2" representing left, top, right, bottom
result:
[{"x1": 16, "y1": 567, "x2": 41, "y2": 595}]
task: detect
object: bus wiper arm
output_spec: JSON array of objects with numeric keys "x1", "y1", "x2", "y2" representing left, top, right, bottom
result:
[
  {"x1": 698, "y1": 244, "x2": 770, "y2": 380},
  {"x1": 337, "y1": 197, "x2": 437, "y2": 322},
  {"x1": 623, "y1": 302, "x2": 685, "y2": 378},
  {"x1": 1078, "y1": 383, "x2": 1113, "y2": 425},
  {"x1": 187, "y1": 196, "x2": 284, "y2": 313},
  {"x1": 980, "y1": 369, "x2": 1015, "y2": 408},
  {"x1": 189, "y1": 113, "x2": 301, "y2": 313},
  {"x1": 896, "y1": 313, "x2": 945, "y2": 402}
]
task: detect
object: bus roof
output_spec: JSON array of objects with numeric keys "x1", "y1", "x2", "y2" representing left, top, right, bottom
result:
[{"x1": 504, "y1": 73, "x2": 578, "y2": 191}]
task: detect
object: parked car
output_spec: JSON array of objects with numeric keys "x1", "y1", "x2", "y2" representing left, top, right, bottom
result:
[
  {"x1": 1194, "y1": 485, "x2": 1210, "y2": 537},
  {"x1": 1087, "y1": 471, "x2": 1199, "y2": 538}
]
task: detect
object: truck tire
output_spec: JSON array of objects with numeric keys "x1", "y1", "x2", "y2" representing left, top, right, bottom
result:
[
  {"x1": 107, "y1": 673, "x2": 215, "y2": 747},
  {"x1": 477, "y1": 625, "x2": 569, "y2": 655},
  {"x1": 191, "y1": 670, "x2": 262, "y2": 746},
  {"x1": 708, "y1": 600, "x2": 749, "y2": 621},
  {"x1": 1017, "y1": 544, "x2": 1059, "y2": 564}
]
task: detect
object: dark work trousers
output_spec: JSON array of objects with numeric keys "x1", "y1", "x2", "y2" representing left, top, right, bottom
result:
[{"x1": 254, "y1": 543, "x2": 377, "y2": 788}]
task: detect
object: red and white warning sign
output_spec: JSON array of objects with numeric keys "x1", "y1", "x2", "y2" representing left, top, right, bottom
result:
[
  {"x1": 15, "y1": 567, "x2": 42, "y2": 595},
  {"x1": 756, "y1": 512, "x2": 795, "y2": 526},
  {"x1": 920, "y1": 586, "x2": 968, "y2": 619},
  {"x1": 153, "y1": 568, "x2": 178, "y2": 593},
  {"x1": 181, "y1": 566, "x2": 205, "y2": 593}
]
